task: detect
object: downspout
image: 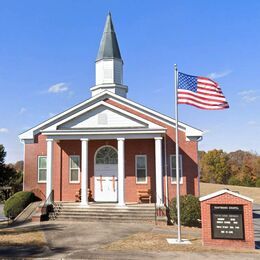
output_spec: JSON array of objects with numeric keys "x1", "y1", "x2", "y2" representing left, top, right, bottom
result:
[{"x1": 196, "y1": 136, "x2": 203, "y2": 197}]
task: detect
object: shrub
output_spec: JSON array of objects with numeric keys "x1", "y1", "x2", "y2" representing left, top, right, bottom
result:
[
  {"x1": 241, "y1": 175, "x2": 255, "y2": 187},
  {"x1": 228, "y1": 176, "x2": 241, "y2": 186},
  {"x1": 4, "y1": 191, "x2": 36, "y2": 219},
  {"x1": 256, "y1": 178, "x2": 260, "y2": 187},
  {"x1": 169, "y1": 194, "x2": 201, "y2": 227}
]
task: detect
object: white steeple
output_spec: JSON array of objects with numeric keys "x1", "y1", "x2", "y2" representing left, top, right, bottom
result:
[{"x1": 90, "y1": 13, "x2": 128, "y2": 97}]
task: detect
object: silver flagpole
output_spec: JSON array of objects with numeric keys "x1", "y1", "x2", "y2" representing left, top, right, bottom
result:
[{"x1": 174, "y1": 64, "x2": 181, "y2": 242}]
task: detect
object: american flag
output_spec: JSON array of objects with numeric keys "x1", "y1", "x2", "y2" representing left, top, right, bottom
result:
[{"x1": 177, "y1": 72, "x2": 229, "y2": 110}]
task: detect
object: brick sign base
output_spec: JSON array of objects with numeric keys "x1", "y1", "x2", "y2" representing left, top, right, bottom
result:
[{"x1": 200, "y1": 189, "x2": 255, "y2": 250}]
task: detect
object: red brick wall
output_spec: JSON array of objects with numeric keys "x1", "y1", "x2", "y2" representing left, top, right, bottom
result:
[
  {"x1": 201, "y1": 193, "x2": 255, "y2": 249},
  {"x1": 24, "y1": 98, "x2": 199, "y2": 203},
  {"x1": 105, "y1": 99, "x2": 199, "y2": 200}
]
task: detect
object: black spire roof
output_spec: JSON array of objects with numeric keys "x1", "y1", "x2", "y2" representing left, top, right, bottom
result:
[{"x1": 96, "y1": 13, "x2": 122, "y2": 61}]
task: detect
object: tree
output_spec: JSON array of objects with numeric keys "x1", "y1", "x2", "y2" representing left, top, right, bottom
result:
[
  {"x1": 0, "y1": 145, "x2": 23, "y2": 201},
  {"x1": 200, "y1": 149, "x2": 230, "y2": 184}
]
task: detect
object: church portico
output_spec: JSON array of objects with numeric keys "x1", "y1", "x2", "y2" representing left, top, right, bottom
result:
[{"x1": 42, "y1": 132, "x2": 164, "y2": 206}]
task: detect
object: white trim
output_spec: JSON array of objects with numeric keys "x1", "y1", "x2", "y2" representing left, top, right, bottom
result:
[
  {"x1": 199, "y1": 189, "x2": 254, "y2": 202},
  {"x1": 37, "y1": 156, "x2": 47, "y2": 183},
  {"x1": 135, "y1": 155, "x2": 148, "y2": 184},
  {"x1": 170, "y1": 154, "x2": 183, "y2": 184},
  {"x1": 19, "y1": 91, "x2": 202, "y2": 141},
  {"x1": 69, "y1": 155, "x2": 80, "y2": 183}
]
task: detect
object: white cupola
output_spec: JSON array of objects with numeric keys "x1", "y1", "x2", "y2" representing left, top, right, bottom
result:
[{"x1": 90, "y1": 13, "x2": 128, "y2": 97}]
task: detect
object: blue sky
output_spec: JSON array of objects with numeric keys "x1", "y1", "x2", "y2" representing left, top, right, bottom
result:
[{"x1": 1, "y1": 0, "x2": 260, "y2": 163}]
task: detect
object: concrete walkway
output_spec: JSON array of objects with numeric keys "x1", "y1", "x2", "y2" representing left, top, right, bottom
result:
[
  {"x1": 0, "y1": 220, "x2": 259, "y2": 259},
  {"x1": 0, "y1": 203, "x2": 260, "y2": 259}
]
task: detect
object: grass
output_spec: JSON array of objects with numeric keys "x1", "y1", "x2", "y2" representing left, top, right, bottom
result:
[
  {"x1": 200, "y1": 182, "x2": 260, "y2": 203},
  {"x1": 104, "y1": 229, "x2": 259, "y2": 254},
  {"x1": 0, "y1": 227, "x2": 46, "y2": 246}
]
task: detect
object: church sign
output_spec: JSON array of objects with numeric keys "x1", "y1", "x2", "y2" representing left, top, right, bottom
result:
[
  {"x1": 200, "y1": 189, "x2": 255, "y2": 249},
  {"x1": 211, "y1": 205, "x2": 244, "y2": 240}
]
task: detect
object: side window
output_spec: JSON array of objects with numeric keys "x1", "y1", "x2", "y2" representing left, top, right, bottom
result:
[
  {"x1": 69, "y1": 156, "x2": 80, "y2": 183},
  {"x1": 135, "y1": 155, "x2": 147, "y2": 183},
  {"x1": 38, "y1": 156, "x2": 47, "y2": 183},
  {"x1": 170, "y1": 155, "x2": 183, "y2": 183}
]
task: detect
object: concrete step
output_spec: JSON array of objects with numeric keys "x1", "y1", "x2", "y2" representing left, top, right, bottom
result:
[
  {"x1": 58, "y1": 212, "x2": 155, "y2": 217},
  {"x1": 59, "y1": 208, "x2": 155, "y2": 213},
  {"x1": 52, "y1": 202, "x2": 163, "y2": 223},
  {"x1": 56, "y1": 215, "x2": 155, "y2": 221}
]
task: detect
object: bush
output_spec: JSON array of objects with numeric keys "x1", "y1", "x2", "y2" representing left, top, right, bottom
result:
[
  {"x1": 241, "y1": 175, "x2": 255, "y2": 187},
  {"x1": 228, "y1": 176, "x2": 241, "y2": 186},
  {"x1": 169, "y1": 194, "x2": 201, "y2": 227},
  {"x1": 256, "y1": 178, "x2": 260, "y2": 187},
  {"x1": 4, "y1": 191, "x2": 36, "y2": 219}
]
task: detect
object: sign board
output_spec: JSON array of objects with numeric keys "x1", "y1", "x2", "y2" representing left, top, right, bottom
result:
[{"x1": 211, "y1": 205, "x2": 244, "y2": 240}]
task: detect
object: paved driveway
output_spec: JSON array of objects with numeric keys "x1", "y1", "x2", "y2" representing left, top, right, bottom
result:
[
  {"x1": 1, "y1": 220, "x2": 259, "y2": 259},
  {"x1": 0, "y1": 203, "x2": 260, "y2": 259}
]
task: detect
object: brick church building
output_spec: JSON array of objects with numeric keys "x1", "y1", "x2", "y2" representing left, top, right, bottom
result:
[{"x1": 19, "y1": 13, "x2": 203, "y2": 207}]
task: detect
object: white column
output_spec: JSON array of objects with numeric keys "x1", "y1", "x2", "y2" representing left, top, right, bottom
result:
[
  {"x1": 46, "y1": 138, "x2": 53, "y2": 204},
  {"x1": 81, "y1": 138, "x2": 89, "y2": 206},
  {"x1": 155, "y1": 137, "x2": 163, "y2": 207},
  {"x1": 117, "y1": 138, "x2": 125, "y2": 206}
]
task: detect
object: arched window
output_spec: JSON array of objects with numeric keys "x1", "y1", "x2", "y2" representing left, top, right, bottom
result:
[{"x1": 95, "y1": 146, "x2": 118, "y2": 164}]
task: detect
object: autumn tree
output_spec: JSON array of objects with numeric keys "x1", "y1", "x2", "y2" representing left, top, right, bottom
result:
[{"x1": 200, "y1": 149, "x2": 230, "y2": 184}]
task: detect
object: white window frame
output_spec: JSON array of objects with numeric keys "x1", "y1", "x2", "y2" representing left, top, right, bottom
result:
[
  {"x1": 38, "y1": 156, "x2": 47, "y2": 183},
  {"x1": 170, "y1": 154, "x2": 183, "y2": 184},
  {"x1": 69, "y1": 155, "x2": 80, "y2": 183},
  {"x1": 135, "y1": 155, "x2": 148, "y2": 184}
]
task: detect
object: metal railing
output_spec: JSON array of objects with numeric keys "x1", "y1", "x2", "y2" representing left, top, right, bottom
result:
[{"x1": 154, "y1": 193, "x2": 165, "y2": 225}]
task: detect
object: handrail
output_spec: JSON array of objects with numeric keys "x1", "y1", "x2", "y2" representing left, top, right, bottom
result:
[
  {"x1": 31, "y1": 188, "x2": 46, "y2": 201},
  {"x1": 154, "y1": 193, "x2": 164, "y2": 225},
  {"x1": 41, "y1": 190, "x2": 54, "y2": 217}
]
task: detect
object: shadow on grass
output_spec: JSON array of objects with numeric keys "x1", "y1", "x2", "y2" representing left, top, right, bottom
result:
[
  {"x1": 0, "y1": 245, "x2": 69, "y2": 258},
  {"x1": 0, "y1": 223, "x2": 70, "y2": 257},
  {"x1": 0, "y1": 223, "x2": 65, "y2": 235}
]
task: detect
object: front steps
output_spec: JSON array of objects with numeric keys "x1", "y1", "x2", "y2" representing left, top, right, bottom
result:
[{"x1": 51, "y1": 202, "x2": 166, "y2": 223}]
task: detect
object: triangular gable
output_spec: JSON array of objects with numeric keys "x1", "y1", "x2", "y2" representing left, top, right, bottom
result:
[
  {"x1": 19, "y1": 90, "x2": 203, "y2": 140},
  {"x1": 43, "y1": 101, "x2": 164, "y2": 132},
  {"x1": 58, "y1": 105, "x2": 147, "y2": 130},
  {"x1": 199, "y1": 189, "x2": 253, "y2": 202}
]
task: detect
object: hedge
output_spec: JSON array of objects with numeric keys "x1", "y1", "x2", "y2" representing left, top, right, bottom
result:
[
  {"x1": 169, "y1": 194, "x2": 201, "y2": 227},
  {"x1": 4, "y1": 191, "x2": 37, "y2": 219}
]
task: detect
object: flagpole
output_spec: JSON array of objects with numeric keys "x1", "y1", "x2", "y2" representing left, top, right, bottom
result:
[{"x1": 174, "y1": 64, "x2": 181, "y2": 242}]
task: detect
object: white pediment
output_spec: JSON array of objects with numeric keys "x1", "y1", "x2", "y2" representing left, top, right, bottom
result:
[{"x1": 58, "y1": 105, "x2": 146, "y2": 130}]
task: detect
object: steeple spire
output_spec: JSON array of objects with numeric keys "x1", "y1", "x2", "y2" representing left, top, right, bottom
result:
[
  {"x1": 96, "y1": 12, "x2": 122, "y2": 61},
  {"x1": 91, "y1": 13, "x2": 128, "y2": 98}
]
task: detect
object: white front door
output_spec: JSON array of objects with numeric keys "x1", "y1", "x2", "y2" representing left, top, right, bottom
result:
[
  {"x1": 94, "y1": 146, "x2": 118, "y2": 202},
  {"x1": 94, "y1": 164, "x2": 118, "y2": 202}
]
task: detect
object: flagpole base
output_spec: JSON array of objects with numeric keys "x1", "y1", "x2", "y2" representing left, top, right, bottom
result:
[{"x1": 166, "y1": 238, "x2": 192, "y2": 245}]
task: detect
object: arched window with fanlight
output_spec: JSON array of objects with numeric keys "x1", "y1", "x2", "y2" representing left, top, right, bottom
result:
[{"x1": 95, "y1": 146, "x2": 118, "y2": 164}]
